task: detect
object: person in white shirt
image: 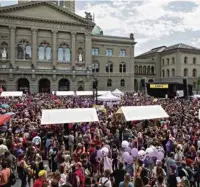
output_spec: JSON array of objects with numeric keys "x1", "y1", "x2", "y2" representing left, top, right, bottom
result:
[
  {"x1": 0, "y1": 138, "x2": 8, "y2": 156},
  {"x1": 99, "y1": 169, "x2": 112, "y2": 187}
]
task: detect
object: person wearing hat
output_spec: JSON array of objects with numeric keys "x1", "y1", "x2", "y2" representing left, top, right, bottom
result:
[{"x1": 33, "y1": 170, "x2": 48, "y2": 187}]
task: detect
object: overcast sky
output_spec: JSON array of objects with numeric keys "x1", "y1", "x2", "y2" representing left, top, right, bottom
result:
[{"x1": 1, "y1": 0, "x2": 200, "y2": 55}]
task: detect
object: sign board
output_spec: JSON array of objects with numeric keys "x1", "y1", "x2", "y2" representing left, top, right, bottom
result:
[{"x1": 150, "y1": 84, "x2": 168, "y2": 89}]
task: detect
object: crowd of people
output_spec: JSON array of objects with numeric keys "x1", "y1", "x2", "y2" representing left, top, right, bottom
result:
[{"x1": 0, "y1": 92, "x2": 199, "y2": 187}]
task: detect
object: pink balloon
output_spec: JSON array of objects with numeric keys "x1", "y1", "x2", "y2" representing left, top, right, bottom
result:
[
  {"x1": 131, "y1": 148, "x2": 138, "y2": 157},
  {"x1": 126, "y1": 155, "x2": 133, "y2": 164},
  {"x1": 157, "y1": 151, "x2": 164, "y2": 160}
]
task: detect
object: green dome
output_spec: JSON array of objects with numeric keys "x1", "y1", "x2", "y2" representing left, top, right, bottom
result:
[{"x1": 92, "y1": 25, "x2": 103, "y2": 35}]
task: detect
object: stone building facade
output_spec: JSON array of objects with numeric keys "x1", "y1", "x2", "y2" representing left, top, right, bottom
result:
[
  {"x1": 0, "y1": 1, "x2": 135, "y2": 93},
  {"x1": 134, "y1": 44, "x2": 200, "y2": 91}
]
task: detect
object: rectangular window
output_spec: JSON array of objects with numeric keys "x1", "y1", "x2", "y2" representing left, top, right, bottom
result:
[
  {"x1": 92, "y1": 48, "x2": 99, "y2": 56},
  {"x1": 106, "y1": 49, "x2": 113, "y2": 56},
  {"x1": 120, "y1": 49, "x2": 126, "y2": 57}
]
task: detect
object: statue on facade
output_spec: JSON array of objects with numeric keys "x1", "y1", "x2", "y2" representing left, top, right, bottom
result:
[
  {"x1": 130, "y1": 33, "x2": 134, "y2": 39},
  {"x1": 85, "y1": 12, "x2": 92, "y2": 20},
  {"x1": 78, "y1": 53, "x2": 83, "y2": 62},
  {"x1": 2, "y1": 48, "x2": 7, "y2": 59}
]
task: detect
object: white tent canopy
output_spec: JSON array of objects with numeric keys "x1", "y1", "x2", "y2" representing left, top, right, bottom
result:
[
  {"x1": 76, "y1": 91, "x2": 93, "y2": 96},
  {"x1": 112, "y1": 89, "x2": 124, "y2": 96},
  {"x1": 97, "y1": 91, "x2": 121, "y2": 102},
  {"x1": 1, "y1": 91, "x2": 23, "y2": 97},
  {"x1": 41, "y1": 108, "x2": 99, "y2": 125},
  {"x1": 53, "y1": 91, "x2": 75, "y2": 96},
  {"x1": 120, "y1": 105, "x2": 169, "y2": 121},
  {"x1": 97, "y1": 91, "x2": 108, "y2": 95}
]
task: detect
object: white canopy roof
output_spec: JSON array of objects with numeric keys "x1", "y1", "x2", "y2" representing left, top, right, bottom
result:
[
  {"x1": 41, "y1": 108, "x2": 99, "y2": 125},
  {"x1": 97, "y1": 91, "x2": 121, "y2": 102},
  {"x1": 120, "y1": 105, "x2": 169, "y2": 121},
  {"x1": 76, "y1": 91, "x2": 93, "y2": 96},
  {"x1": 112, "y1": 89, "x2": 124, "y2": 96},
  {"x1": 53, "y1": 91, "x2": 75, "y2": 96},
  {"x1": 97, "y1": 91, "x2": 108, "y2": 95},
  {"x1": 1, "y1": 91, "x2": 23, "y2": 97}
]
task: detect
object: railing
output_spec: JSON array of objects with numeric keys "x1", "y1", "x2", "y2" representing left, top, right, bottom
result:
[{"x1": 0, "y1": 68, "x2": 92, "y2": 75}]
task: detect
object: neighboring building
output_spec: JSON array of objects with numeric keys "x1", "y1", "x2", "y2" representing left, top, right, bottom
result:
[
  {"x1": 134, "y1": 43, "x2": 200, "y2": 91},
  {"x1": 0, "y1": 1, "x2": 135, "y2": 93}
]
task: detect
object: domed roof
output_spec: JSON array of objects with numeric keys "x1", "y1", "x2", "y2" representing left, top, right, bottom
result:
[{"x1": 92, "y1": 25, "x2": 103, "y2": 35}]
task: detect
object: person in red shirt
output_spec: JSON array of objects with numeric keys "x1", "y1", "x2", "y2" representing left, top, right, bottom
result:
[{"x1": 33, "y1": 170, "x2": 48, "y2": 187}]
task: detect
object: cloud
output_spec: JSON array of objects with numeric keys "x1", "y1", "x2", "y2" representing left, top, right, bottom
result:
[{"x1": 76, "y1": 0, "x2": 200, "y2": 54}]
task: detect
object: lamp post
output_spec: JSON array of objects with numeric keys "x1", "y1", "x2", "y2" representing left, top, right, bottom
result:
[{"x1": 93, "y1": 78, "x2": 98, "y2": 104}]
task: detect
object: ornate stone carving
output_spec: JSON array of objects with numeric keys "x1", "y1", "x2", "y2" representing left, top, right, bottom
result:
[
  {"x1": 130, "y1": 33, "x2": 134, "y2": 39},
  {"x1": 78, "y1": 53, "x2": 83, "y2": 62},
  {"x1": 32, "y1": 74, "x2": 36, "y2": 80},
  {"x1": 1, "y1": 48, "x2": 7, "y2": 59},
  {"x1": 85, "y1": 12, "x2": 92, "y2": 20},
  {"x1": 53, "y1": 74, "x2": 56, "y2": 81}
]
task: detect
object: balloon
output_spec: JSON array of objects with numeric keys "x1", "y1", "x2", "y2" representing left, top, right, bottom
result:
[
  {"x1": 131, "y1": 148, "x2": 138, "y2": 157},
  {"x1": 122, "y1": 152, "x2": 130, "y2": 162},
  {"x1": 122, "y1": 140, "x2": 129, "y2": 148},
  {"x1": 101, "y1": 147, "x2": 109, "y2": 157},
  {"x1": 157, "y1": 151, "x2": 164, "y2": 160},
  {"x1": 104, "y1": 144, "x2": 110, "y2": 151},
  {"x1": 125, "y1": 147, "x2": 131, "y2": 153},
  {"x1": 157, "y1": 146, "x2": 165, "y2": 153},
  {"x1": 126, "y1": 155, "x2": 133, "y2": 164},
  {"x1": 138, "y1": 150, "x2": 146, "y2": 161},
  {"x1": 97, "y1": 149, "x2": 103, "y2": 158},
  {"x1": 146, "y1": 147, "x2": 154, "y2": 157},
  {"x1": 150, "y1": 146, "x2": 158, "y2": 158}
]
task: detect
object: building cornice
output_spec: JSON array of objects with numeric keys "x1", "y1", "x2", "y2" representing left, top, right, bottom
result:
[
  {"x1": 0, "y1": 14, "x2": 87, "y2": 27},
  {"x1": 92, "y1": 35, "x2": 136, "y2": 45},
  {"x1": 0, "y1": 1, "x2": 95, "y2": 27}
]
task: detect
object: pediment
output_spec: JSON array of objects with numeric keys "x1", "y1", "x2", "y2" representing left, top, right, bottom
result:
[{"x1": 0, "y1": 2, "x2": 92, "y2": 26}]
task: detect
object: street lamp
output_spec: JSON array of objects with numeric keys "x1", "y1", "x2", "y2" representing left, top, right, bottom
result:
[{"x1": 93, "y1": 78, "x2": 98, "y2": 104}]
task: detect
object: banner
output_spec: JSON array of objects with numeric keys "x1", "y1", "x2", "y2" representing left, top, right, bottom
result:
[{"x1": 150, "y1": 84, "x2": 168, "y2": 89}]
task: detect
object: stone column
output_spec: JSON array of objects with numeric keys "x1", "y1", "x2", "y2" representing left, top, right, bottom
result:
[
  {"x1": 31, "y1": 28, "x2": 38, "y2": 67},
  {"x1": 71, "y1": 32, "x2": 76, "y2": 66},
  {"x1": 52, "y1": 30, "x2": 58, "y2": 67},
  {"x1": 10, "y1": 26, "x2": 16, "y2": 66},
  {"x1": 85, "y1": 33, "x2": 92, "y2": 66}
]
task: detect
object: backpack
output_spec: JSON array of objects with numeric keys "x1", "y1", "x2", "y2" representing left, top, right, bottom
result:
[
  {"x1": 9, "y1": 169, "x2": 16, "y2": 185},
  {"x1": 90, "y1": 151, "x2": 97, "y2": 164},
  {"x1": 98, "y1": 178, "x2": 109, "y2": 187}
]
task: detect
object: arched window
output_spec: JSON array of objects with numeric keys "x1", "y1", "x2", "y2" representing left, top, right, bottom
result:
[
  {"x1": 17, "y1": 40, "x2": 32, "y2": 60},
  {"x1": 193, "y1": 68, "x2": 197, "y2": 77},
  {"x1": 151, "y1": 66, "x2": 155, "y2": 74},
  {"x1": 171, "y1": 68, "x2": 175, "y2": 77},
  {"x1": 193, "y1": 57, "x2": 196, "y2": 64},
  {"x1": 38, "y1": 41, "x2": 52, "y2": 61},
  {"x1": 143, "y1": 66, "x2": 146, "y2": 74},
  {"x1": 162, "y1": 59, "x2": 165, "y2": 65},
  {"x1": 135, "y1": 65, "x2": 138, "y2": 74},
  {"x1": 167, "y1": 69, "x2": 170, "y2": 77},
  {"x1": 106, "y1": 61, "x2": 113, "y2": 73},
  {"x1": 147, "y1": 66, "x2": 150, "y2": 74},
  {"x1": 119, "y1": 62, "x2": 126, "y2": 73},
  {"x1": 120, "y1": 79, "x2": 125, "y2": 87},
  {"x1": 92, "y1": 61, "x2": 99, "y2": 73},
  {"x1": 58, "y1": 43, "x2": 71, "y2": 62},
  {"x1": 167, "y1": 58, "x2": 170, "y2": 65},
  {"x1": 0, "y1": 42, "x2": 8, "y2": 59},
  {"x1": 184, "y1": 56, "x2": 188, "y2": 64},
  {"x1": 107, "y1": 79, "x2": 112, "y2": 87},
  {"x1": 172, "y1": 57, "x2": 175, "y2": 64},
  {"x1": 162, "y1": 70, "x2": 165, "y2": 77},
  {"x1": 183, "y1": 68, "x2": 188, "y2": 77},
  {"x1": 139, "y1": 66, "x2": 142, "y2": 74}
]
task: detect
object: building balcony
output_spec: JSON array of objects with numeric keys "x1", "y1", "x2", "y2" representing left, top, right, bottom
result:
[{"x1": 0, "y1": 67, "x2": 92, "y2": 76}]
